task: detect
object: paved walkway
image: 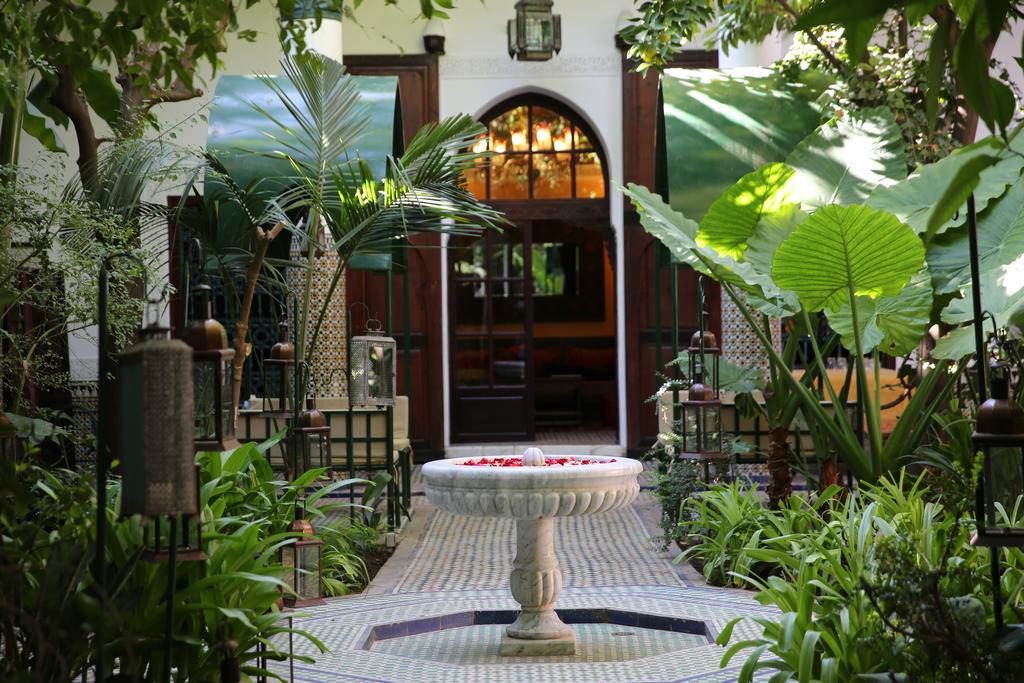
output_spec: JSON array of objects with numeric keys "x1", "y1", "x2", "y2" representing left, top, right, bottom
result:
[{"x1": 274, "y1": 468, "x2": 772, "y2": 682}]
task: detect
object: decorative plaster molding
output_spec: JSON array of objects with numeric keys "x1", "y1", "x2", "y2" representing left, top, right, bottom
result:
[{"x1": 440, "y1": 54, "x2": 621, "y2": 79}]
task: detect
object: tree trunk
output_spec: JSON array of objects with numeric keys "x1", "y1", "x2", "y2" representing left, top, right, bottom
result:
[
  {"x1": 819, "y1": 457, "x2": 842, "y2": 491},
  {"x1": 49, "y1": 65, "x2": 100, "y2": 193},
  {"x1": 231, "y1": 221, "x2": 285, "y2": 426},
  {"x1": 766, "y1": 427, "x2": 793, "y2": 508}
]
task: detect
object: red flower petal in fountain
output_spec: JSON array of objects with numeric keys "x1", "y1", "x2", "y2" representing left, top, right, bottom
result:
[{"x1": 458, "y1": 456, "x2": 609, "y2": 466}]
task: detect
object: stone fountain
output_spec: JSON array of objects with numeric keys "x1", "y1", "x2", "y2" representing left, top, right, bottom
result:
[{"x1": 422, "y1": 447, "x2": 643, "y2": 656}]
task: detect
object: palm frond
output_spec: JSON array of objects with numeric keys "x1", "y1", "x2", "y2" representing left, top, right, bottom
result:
[{"x1": 254, "y1": 53, "x2": 369, "y2": 193}]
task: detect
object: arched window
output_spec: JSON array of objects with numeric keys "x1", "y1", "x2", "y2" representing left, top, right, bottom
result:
[{"x1": 464, "y1": 97, "x2": 606, "y2": 201}]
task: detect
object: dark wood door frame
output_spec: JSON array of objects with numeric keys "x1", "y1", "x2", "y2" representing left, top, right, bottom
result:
[
  {"x1": 344, "y1": 53, "x2": 443, "y2": 459},
  {"x1": 621, "y1": 48, "x2": 720, "y2": 455}
]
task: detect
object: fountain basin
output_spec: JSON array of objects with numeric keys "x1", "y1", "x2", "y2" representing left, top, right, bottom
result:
[
  {"x1": 423, "y1": 454, "x2": 641, "y2": 518},
  {"x1": 422, "y1": 452, "x2": 643, "y2": 656}
]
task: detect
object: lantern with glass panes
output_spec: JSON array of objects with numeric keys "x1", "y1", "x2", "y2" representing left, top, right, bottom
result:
[
  {"x1": 972, "y1": 362, "x2": 1024, "y2": 549},
  {"x1": 295, "y1": 383, "x2": 332, "y2": 473},
  {"x1": 349, "y1": 318, "x2": 396, "y2": 408},
  {"x1": 118, "y1": 311, "x2": 205, "y2": 561},
  {"x1": 183, "y1": 281, "x2": 239, "y2": 452},
  {"x1": 507, "y1": 0, "x2": 561, "y2": 61},
  {"x1": 677, "y1": 378, "x2": 725, "y2": 461},
  {"x1": 281, "y1": 498, "x2": 324, "y2": 607},
  {"x1": 265, "y1": 320, "x2": 296, "y2": 414}
]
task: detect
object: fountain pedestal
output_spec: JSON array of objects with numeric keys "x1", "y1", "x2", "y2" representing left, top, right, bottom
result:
[{"x1": 501, "y1": 517, "x2": 575, "y2": 655}]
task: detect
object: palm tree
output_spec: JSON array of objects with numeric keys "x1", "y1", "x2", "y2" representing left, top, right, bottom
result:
[{"x1": 242, "y1": 51, "x2": 506, "y2": 407}]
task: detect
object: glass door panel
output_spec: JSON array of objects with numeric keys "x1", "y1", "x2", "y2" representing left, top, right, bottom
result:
[{"x1": 450, "y1": 226, "x2": 534, "y2": 442}]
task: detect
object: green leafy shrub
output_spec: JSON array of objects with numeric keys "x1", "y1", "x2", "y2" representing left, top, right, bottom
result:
[
  {"x1": 0, "y1": 432, "x2": 382, "y2": 681},
  {"x1": 707, "y1": 473, "x2": 1024, "y2": 682},
  {"x1": 195, "y1": 436, "x2": 379, "y2": 596}
]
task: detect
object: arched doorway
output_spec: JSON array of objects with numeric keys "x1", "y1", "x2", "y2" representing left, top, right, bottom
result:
[{"x1": 449, "y1": 94, "x2": 615, "y2": 443}]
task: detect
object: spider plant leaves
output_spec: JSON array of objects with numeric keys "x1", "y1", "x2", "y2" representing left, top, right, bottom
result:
[
  {"x1": 772, "y1": 204, "x2": 925, "y2": 313},
  {"x1": 784, "y1": 107, "x2": 907, "y2": 211}
]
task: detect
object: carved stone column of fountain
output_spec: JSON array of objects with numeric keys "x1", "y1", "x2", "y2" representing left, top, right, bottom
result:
[
  {"x1": 423, "y1": 447, "x2": 643, "y2": 656},
  {"x1": 503, "y1": 447, "x2": 573, "y2": 653}
]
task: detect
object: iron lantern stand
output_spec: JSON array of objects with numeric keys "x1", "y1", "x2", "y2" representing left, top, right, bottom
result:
[{"x1": 966, "y1": 193, "x2": 1024, "y2": 634}]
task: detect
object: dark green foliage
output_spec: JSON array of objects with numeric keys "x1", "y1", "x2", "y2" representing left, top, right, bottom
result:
[
  {"x1": 650, "y1": 457, "x2": 701, "y2": 551},
  {"x1": 0, "y1": 433, "x2": 379, "y2": 681},
  {"x1": 694, "y1": 472, "x2": 1024, "y2": 681}
]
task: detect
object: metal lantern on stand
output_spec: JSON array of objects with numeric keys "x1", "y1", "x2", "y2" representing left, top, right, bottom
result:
[
  {"x1": 119, "y1": 321, "x2": 196, "y2": 521},
  {"x1": 677, "y1": 276, "x2": 726, "y2": 476},
  {"x1": 183, "y1": 280, "x2": 239, "y2": 452},
  {"x1": 281, "y1": 498, "x2": 324, "y2": 607},
  {"x1": 295, "y1": 391, "x2": 332, "y2": 473},
  {"x1": 972, "y1": 362, "x2": 1024, "y2": 548},
  {"x1": 507, "y1": 0, "x2": 561, "y2": 61},
  {"x1": 265, "y1": 320, "x2": 296, "y2": 414},
  {"x1": 349, "y1": 318, "x2": 396, "y2": 408}
]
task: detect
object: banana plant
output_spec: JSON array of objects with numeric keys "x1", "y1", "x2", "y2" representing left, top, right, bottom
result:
[{"x1": 622, "y1": 107, "x2": 958, "y2": 483}]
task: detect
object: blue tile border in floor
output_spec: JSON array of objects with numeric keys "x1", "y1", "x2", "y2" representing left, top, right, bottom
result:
[{"x1": 270, "y1": 585, "x2": 772, "y2": 683}]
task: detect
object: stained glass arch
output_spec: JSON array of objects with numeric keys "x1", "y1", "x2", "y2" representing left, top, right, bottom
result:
[{"x1": 464, "y1": 94, "x2": 607, "y2": 201}]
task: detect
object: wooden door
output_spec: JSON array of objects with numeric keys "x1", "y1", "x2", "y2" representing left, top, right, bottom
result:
[{"x1": 449, "y1": 225, "x2": 535, "y2": 442}]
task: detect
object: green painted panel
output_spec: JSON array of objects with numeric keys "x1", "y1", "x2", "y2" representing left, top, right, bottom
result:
[
  {"x1": 207, "y1": 73, "x2": 399, "y2": 197},
  {"x1": 204, "y1": 73, "x2": 399, "y2": 253},
  {"x1": 660, "y1": 67, "x2": 822, "y2": 222}
]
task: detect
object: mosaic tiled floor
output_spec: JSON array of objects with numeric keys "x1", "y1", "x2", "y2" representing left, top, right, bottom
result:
[
  {"x1": 272, "y1": 469, "x2": 774, "y2": 682},
  {"x1": 390, "y1": 506, "x2": 683, "y2": 593}
]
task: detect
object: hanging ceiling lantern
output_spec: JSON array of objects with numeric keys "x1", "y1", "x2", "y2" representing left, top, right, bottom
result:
[
  {"x1": 295, "y1": 397, "x2": 332, "y2": 474},
  {"x1": 507, "y1": 0, "x2": 562, "y2": 62},
  {"x1": 282, "y1": 499, "x2": 325, "y2": 607},
  {"x1": 349, "y1": 318, "x2": 396, "y2": 408},
  {"x1": 688, "y1": 329, "x2": 720, "y2": 396},
  {"x1": 677, "y1": 380, "x2": 725, "y2": 461},
  {"x1": 183, "y1": 282, "x2": 239, "y2": 452},
  {"x1": 119, "y1": 322, "x2": 196, "y2": 519},
  {"x1": 264, "y1": 321, "x2": 296, "y2": 415},
  {"x1": 972, "y1": 363, "x2": 1024, "y2": 548}
]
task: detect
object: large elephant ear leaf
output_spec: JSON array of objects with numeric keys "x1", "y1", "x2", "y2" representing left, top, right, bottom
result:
[
  {"x1": 785, "y1": 106, "x2": 907, "y2": 210},
  {"x1": 928, "y1": 172, "x2": 1024, "y2": 295},
  {"x1": 828, "y1": 270, "x2": 933, "y2": 355},
  {"x1": 933, "y1": 255, "x2": 1024, "y2": 359},
  {"x1": 697, "y1": 162, "x2": 795, "y2": 259},
  {"x1": 867, "y1": 135, "x2": 1024, "y2": 237},
  {"x1": 773, "y1": 204, "x2": 925, "y2": 312},
  {"x1": 622, "y1": 183, "x2": 799, "y2": 315}
]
